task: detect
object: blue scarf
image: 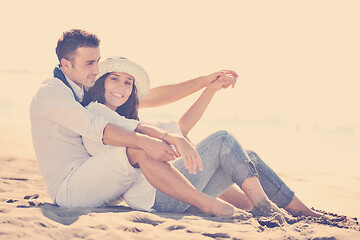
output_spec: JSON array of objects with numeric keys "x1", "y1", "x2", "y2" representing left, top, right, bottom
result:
[{"x1": 53, "y1": 66, "x2": 91, "y2": 106}]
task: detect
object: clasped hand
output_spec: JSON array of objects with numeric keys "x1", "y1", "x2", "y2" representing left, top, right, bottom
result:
[
  {"x1": 143, "y1": 134, "x2": 203, "y2": 175},
  {"x1": 204, "y1": 70, "x2": 238, "y2": 89}
]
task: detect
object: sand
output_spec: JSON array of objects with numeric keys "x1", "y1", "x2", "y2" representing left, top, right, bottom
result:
[
  {"x1": 1, "y1": 154, "x2": 359, "y2": 240},
  {"x1": 0, "y1": 115, "x2": 359, "y2": 239}
]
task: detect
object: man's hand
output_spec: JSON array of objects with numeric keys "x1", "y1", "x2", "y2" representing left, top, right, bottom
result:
[
  {"x1": 140, "y1": 136, "x2": 179, "y2": 162},
  {"x1": 204, "y1": 70, "x2": 238, "y2": 88}
]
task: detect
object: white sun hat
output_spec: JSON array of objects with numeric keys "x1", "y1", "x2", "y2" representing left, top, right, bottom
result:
[{"x1": 96, "y1": 56, "x2": 150, "y2": 100}]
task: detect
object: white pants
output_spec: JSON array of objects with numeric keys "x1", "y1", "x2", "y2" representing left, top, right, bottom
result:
[{"x1": 55, "y1": 146, "x2": 156, "y2": 211}]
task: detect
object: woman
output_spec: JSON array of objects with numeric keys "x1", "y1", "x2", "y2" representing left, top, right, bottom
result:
[{"x1": 83, "y1": 56, "x2": 320, "y2": 218}]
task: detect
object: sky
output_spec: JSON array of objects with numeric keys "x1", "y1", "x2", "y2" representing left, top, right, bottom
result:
[{"x1": 1, "y1": 0, "x2": 359, "y2": 128}]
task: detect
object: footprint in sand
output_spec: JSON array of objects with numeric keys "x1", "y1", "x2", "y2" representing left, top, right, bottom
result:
[
  {"x1": 24, "y1": 194, "x2": 39, "y2": 200},
  {"x1": 131, "y1": 217, "x2": 164, "y2": 226},
  {"x1": 167, "y1": 225, "x2": 186, "y2": 231},
  {"x1": 118, "y1": 226, "x2": 142, "y2": 233},
  {"x1": 202, "y1": 232, "x2": 231, "y2": 238}
]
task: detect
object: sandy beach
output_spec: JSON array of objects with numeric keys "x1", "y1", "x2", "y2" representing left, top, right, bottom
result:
[
  {"x1": 0, "y1": 122, "x2": 359, "y2": 240},
  {"x1": 1, "y1": 156, "x2": 359, "y2": 239}
]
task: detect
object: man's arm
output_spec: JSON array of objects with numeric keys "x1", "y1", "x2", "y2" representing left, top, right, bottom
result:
[
  {"x1": 103, "y1": 122, "x2": 202, "y2": 173},
  {"x1": 102, "y1": 123, "x2": 178, "y2": 162},
  {"x1": 139, "y1": 70, "x2": 238, "y2": 108}
]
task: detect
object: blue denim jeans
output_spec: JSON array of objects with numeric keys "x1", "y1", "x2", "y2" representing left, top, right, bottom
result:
[{"x1": 152, "y1": 130, "x2": 294, "y2": 213}]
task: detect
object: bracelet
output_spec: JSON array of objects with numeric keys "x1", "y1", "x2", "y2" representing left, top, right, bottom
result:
[{"x1": 160, "y1": 131, "x2": 170, "y2": 141}]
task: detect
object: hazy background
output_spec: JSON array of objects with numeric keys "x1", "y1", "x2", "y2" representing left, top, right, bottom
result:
[{"x1": 0, "y1": 0, "x2": 359, "y2": 216}]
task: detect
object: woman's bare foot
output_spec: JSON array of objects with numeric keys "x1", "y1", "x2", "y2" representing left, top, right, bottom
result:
[
  {"x1": 219, "y1": 185, "x2": 253, "y2": 210},
  {"x1": 249, "y1": 199, "x2": 291, "y2": 226},
  {"x1": 231, "y1": 208, "x2": 253, "y2": 220},
  {"x1": 284, "y1": 195, "x2": 322, "y2": 217},
  {"x1": 250, "y1": 198, "x2": 283, "y2": 217}
]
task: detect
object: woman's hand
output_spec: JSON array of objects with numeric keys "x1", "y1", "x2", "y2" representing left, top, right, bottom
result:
[
  {"x1": 167, "y1": 133, "x2": 203, "y2": 175},
  {"x1": 203, "y1": 70, "x2": 238, "y2": 88},
  {"x1": 207, "y1": 74, "x2": 236, "y2": 92},
  {"x1": 140, "y1": 135, "x2": 180, "y2": 162}
]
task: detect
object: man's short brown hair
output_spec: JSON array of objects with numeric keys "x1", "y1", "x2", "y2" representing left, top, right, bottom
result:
[{"x1": 55, "y1": 29, "x2": 100, "y2": 64}]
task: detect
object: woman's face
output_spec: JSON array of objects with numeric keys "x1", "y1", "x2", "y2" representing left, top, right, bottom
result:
[{"x1": 103, "y1": 72, "x2": 134, "y2": 111}]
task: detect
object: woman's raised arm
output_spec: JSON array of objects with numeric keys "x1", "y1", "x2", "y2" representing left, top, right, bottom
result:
[{"x1": 178, "y1": 75, "x2": 236, "y2": 136}]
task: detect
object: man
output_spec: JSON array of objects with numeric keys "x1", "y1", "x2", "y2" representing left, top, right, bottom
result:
[{"x1": 30, "y1": 29, "x2": 240, "y2": 217}]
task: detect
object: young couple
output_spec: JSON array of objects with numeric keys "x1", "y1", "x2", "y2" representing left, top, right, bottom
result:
[{"x1": 30, "y1": 29, "x2": 321, "y2": 219}]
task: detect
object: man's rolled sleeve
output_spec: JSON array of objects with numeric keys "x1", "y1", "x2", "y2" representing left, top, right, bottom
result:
[
  {"x1": 31, "y1": 79, "x2": 110, "y2": 144},
  {"x1": 86, "y1": 102, "x2": 140, "y2": 132}
]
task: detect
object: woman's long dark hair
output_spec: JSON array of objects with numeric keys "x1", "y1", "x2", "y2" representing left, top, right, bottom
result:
[{"x1": 88, "y1": 73, "x2": 140, "y2": 120}]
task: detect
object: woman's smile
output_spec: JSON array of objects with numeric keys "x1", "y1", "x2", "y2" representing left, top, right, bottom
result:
[
  {"x1": 103, "y1": 72, "x2": 134, "y2": 111},
  {"x1": 111, "y1": 92, "x2": 124, "y2": 98}
]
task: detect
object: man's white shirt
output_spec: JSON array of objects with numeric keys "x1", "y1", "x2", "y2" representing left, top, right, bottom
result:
[{"x1": 30, "y1": 75, "x2": 109, "y2": 202}]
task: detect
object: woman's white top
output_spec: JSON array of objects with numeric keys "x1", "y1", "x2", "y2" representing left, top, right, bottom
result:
[
  {"x1": 83, "y1": 102, "x2": 182, "y2": 211},
  {"x1": 83, "y1": 102, "x2": 140, "y2": 156}
]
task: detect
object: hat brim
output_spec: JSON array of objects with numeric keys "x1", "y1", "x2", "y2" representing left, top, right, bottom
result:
[{"x1": 96, "y1": 57, "x2": 150, "y2": 100}]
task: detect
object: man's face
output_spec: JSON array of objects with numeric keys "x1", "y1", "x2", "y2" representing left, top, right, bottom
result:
[{"x1": 64, "y1": 47, "x2": 100, "y2": 88}]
